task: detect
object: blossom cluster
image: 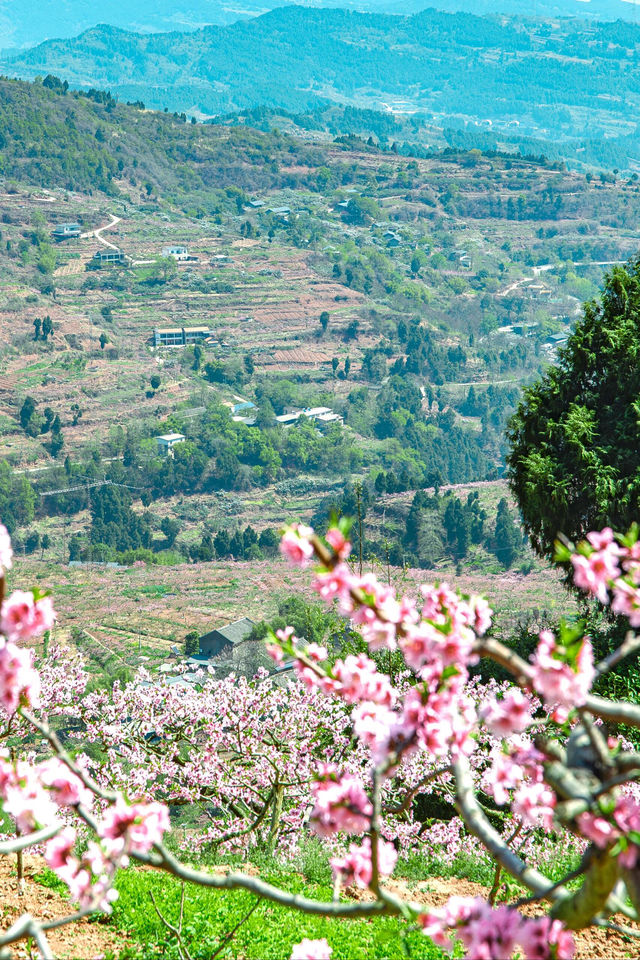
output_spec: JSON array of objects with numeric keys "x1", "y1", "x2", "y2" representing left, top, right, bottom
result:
[
  {"x1": 578, "y1": 794, "x2": 640, "y2": 868},
  {"x1": 569, "y1": 526, "x2": 640, "y2": 624},
  {"x1": 420, "y1": 897, "x2": 574, "y2": 960}
]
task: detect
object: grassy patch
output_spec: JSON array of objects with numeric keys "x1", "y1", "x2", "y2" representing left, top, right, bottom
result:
[{"x1": 108, "y1": 867, "x2": 446, "y2": 960}]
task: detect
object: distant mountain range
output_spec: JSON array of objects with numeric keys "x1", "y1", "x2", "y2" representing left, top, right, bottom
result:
[
  {"x1": 4, "y1": 4, "x2": 640, "y2": 163},
  {"x1": 1, "y1": 0, "x2": 639, "y2": 50}
]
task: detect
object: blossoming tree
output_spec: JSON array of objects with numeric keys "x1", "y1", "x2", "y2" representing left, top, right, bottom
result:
[{"x1": 2, "y1": 517, "x2": 640, "y2": 959}]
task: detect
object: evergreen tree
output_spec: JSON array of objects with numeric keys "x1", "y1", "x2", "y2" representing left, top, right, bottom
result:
[
  {"x1": 508, "y1": 260, "x2": 640, "y2": 560},
  {"x1": 492, "y1": 498, "x2": 520, "y2": 568}
]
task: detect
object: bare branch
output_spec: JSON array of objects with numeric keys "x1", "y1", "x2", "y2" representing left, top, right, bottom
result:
[
  {"x1": 0, "y1": 824, "x2": 60, "y2": 854},
  {"x1": 150, "y1": 886, "x2": 193, "y2": 960},
  {"x1": 383, "y1": 767, "x2": 452, "y2": 815},
  {"x1": 134, "y1": 843, "x2": 413, "y2": 919},
  {"x1": 0, "y1": 914, "x2": 55, "y2": 959}
]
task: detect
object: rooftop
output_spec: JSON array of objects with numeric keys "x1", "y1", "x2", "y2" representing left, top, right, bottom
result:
[
  {"x1": 206, "y1": 617, "x2": 255, "y2": 645},
  {"x1": 156, "y1": 433, "x2": 186, "y2": 443}
]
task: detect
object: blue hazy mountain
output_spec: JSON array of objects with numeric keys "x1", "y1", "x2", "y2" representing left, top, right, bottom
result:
[{"x1": 1, "y1": 0, "x2": 639, "y2": 50}]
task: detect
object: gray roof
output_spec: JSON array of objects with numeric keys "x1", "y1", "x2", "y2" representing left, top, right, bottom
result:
[{"x1": 201, "y1": 617, "x2": 255, "y2": 646}]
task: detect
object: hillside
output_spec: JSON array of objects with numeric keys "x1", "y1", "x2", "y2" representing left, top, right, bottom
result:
[
  {"x1": 1, "y1": 75, "x2": 639, "y2": 595},
  {"x1": 4, "y1": 7, "x2": 640, "y2": 168},
  {"x1": 0, "y1": 76, "x2": 324, "y2": 203}
]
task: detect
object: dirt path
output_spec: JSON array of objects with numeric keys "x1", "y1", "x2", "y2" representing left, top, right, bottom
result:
[{"x1": 82, "y1": 214, "x2": 121, "y2": 250}]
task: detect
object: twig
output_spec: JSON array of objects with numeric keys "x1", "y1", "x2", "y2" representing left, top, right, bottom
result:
[
  {"x1": 594, "y1": 917, "x2": 640, "y2": 939},
  {"x1": 0, "y1": 914, "x2": 55, "y2": 959},
  {"x1": 150, "y1": 885, "x2": 193, "y2": 960},
  {"x1": 133, "y1": 842, "x2": 413, "y2": 919},
  {"x1": 383, "y1": 767, "x2": 452, "y2": 815},
  {"x1": 0, "y1": 825, "x2": 60, "y2": 854},
  {"x1": 210, "y1": 898, "x2": 262, "y2": 959}
]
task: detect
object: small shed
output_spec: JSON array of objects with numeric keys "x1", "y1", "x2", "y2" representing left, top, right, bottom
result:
[{"x1": 199, "y1": 618, "x2": 255, "y2": 659}]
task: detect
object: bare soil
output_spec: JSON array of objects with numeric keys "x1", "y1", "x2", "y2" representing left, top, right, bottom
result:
[{"x1": 0, "y1": 854, "x2": 125, "y2": 959}]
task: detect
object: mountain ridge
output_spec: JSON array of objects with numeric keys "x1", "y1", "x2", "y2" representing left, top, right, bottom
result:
[
  {"x1": 1, "y1": 1, "x2": 640, "y2": 52},
  {"x1": 4, "y1": 4, "x2": 640, "y2": 170}
]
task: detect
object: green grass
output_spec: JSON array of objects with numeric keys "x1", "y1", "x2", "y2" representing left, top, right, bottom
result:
[{"x1": 106, "y1": 867, "x2": 446, "y2": 960}]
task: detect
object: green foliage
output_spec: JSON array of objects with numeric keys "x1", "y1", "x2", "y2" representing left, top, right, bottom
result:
[
  {"x1": 108, "y1": 866, "x2": 444, "y2": 960},
  {"x1": 184, "y1": 630, "x2": 200, "y2": 656},
  {"x1": 507, "y1": 260, "x2": 640, "y2": 561}
]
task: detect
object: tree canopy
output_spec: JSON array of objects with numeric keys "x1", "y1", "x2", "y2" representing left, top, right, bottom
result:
[{"x1": 507, "y1": 259, "x2": 640, "y2": 560}]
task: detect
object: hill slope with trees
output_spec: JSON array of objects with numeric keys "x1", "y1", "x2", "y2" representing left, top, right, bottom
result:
[{"x1": 5, "y1": 7, "x2": 640, "y2": 167}]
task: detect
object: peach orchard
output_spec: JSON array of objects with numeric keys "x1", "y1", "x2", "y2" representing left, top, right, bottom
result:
[{"x1": 1, "y1": 518, "x2": 640, "y2": 958}]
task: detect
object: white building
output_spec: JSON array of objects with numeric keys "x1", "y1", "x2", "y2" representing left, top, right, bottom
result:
[
  {"x1": 162, "y1": 245, "x2": 189, "y2": 261},
  {"x1": 156, "y1": 433, "x2": 186, "y2": 456}
]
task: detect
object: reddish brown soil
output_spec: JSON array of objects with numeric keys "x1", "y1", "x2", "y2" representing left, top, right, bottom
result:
[{"x1": 0, "y1": 855, "x2": 125, "y2": 959}]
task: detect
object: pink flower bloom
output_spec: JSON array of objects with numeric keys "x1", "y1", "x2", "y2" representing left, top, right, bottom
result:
[
  {"x1": 571, "y1": 544, "x2": 620, "y2": 604},
  {"x1": 512, "y1": 780, "x2": 556, "y2": 832},
  {"x1": 611, "y1": 579, "x2": 640, "y2": 627},
  {"x1": 359, "y1": 619, "x2": 398, "y2": 652},
  {"x1": 420, "y1": 897, "x2": 573, "y2": 960},
  {"x1": 330, "y1": 837, "x2": 397, "y2": 888},
  {"x1": 519, "y1": 917, "x2": 575, "y2": 960},
  {"x1": 0, "y1": 590, "x2": 55, "y2": 642},
  {"x1": 313, "y1": 564, "x2": 354, "y2": 605},
  {"x1": 265, "y1": 642, "x2": 284, "y2": 664},
  {"x1": 352, "y1": 701, "x2": 397, "y2": 759},
  {"x1": 613, "y1": 795, "x2": 640, "y2": 830},
  {"x1": 45, "y1": 827, "x2": 77, "y2": 872},
  {"x1": 480, "y1": 688, "x2": 534, "y2": 736},
  {"x1": 0, "y1": 524, "x2": 13, "y2": 577},
  {"x1": 0, "y1": 642, "x2": 41, "y2": 714},
  {"x1": 39, "y1": 758, "x2": 92, "y2": 808},
  {"x1": 332, "y1": 654, "x2": 395, "y2": 706},
  {"x1": 530, "y1": 631, "x2": 594, "y2": 712},
  {"x1": 325, "y1": 527, "x2": 352, "y2": 561},
  {"x1": 2, "y1": 761, "x2": 58, "y2": 832},
  {"x1": 586, "y1": 527, "x2": 616, "y2": 551},
  {"x1": 485, "y1": 751, "x2": 525, "y2": 806},
  {"x1": 99, "y1": 798, "x2": 170, "y2": 855},
  {"x1": 576, "y1": 812, "x2": 618, "y2": 849},
  {"x1": 291, "y1": 939, "x2": 332, "y2": 960},
  {"x1": 280, "y1": 525, "x2": 314, "y2": 566},
  {"x1": 468, "y1": 595, "x2": 492, "y2": 636},
  {"x1": 311, "y1": 773, "x2": 372, "y2": 837}
]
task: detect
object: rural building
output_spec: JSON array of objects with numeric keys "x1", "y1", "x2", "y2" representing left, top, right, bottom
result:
[
  {"x1": 156, "y1": 433, "x2": 186, "y2": 456},
  {"x1": 232, "y1": 401, "x2": 256, "y2": 415},
  {"x1": 384, "y1": 230, "x2": 402, "y2": 247},
  {"x1": 512, "y1": 321, "x2": 540, "y2": 337},
  {"x1": 153, "y1": 326, "x2": 212, "y2": 347},
  {"x1": 275, "y1": 407, "x2": 343, "y2": 427},
  {"x1": 545, "y1": 331, "x2": 570, "y2": 347},
  {"x1": 52, "y1": 223, "x2": 81, "y2": 241},
  {"x1": 162, "y1": 245, "x2": 189, "y2": 261},
  {"x1": 198, "y1": 618, "x2": 256, "y2": 659},
  {"x1": 90, "y1": 248, "x2": 128, "y2": 267}
]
